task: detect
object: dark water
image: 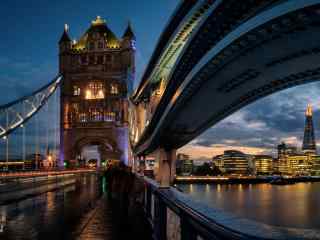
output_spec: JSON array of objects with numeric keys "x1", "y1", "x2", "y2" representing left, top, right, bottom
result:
[
  {"x1": 178, "y1": 182, "x2": 320, "y2": 229},
  {"x1": 0, "y1": 173, "x2": 107, "y2": 240}
]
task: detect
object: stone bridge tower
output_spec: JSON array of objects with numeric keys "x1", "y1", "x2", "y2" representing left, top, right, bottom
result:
[{"x1": 58, "y1": 16, "x2": 135, "y2": 167}]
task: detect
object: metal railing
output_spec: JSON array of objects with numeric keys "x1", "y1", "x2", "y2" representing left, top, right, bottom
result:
[{"x1": 141, "y1": 176, "x2": 320, "y2": 240}]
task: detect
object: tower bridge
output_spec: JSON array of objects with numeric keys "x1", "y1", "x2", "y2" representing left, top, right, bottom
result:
[
  {"x1": 1, "y1": 1, "x2": 320, "y2": 239},
  {"x1": 59, "y1": 16, "x2": 134, "y2": 167}
]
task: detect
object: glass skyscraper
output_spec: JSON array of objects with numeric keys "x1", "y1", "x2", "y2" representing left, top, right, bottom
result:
[{"x1": 302, "y1": 104, "x2": 317, "y2": 154}]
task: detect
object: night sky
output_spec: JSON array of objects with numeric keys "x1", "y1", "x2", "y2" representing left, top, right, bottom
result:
[{"x1": 1, "y1": 0, "x2": 320, "y2": 160}]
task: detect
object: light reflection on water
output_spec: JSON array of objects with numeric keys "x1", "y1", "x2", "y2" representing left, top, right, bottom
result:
[{"x1": 178, "y1": 182, "x2": 320, "y2": 229}]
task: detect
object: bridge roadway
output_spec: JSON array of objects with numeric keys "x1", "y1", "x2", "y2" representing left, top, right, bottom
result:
[{"x1": 0, "y1": 170, "x2": 152, "y2": 240}]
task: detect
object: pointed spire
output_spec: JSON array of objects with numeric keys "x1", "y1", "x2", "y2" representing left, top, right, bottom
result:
[
  {"x1": 122, "y1": 21, "x2": 135, "y2": 40},
  {"x1": 302, "y1": 103, "x2": 317, "y2": 154},
  {"x1": 59, "y1": 24, "x2": 71, "y2": 44},
  {"x1": 306, "y1": 103, "x2": 312, "y2": 116}
]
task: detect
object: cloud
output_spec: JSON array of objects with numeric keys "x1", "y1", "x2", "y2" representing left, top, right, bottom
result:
[
  {"x1": 179, "y1": 81, "x2": 320, "y2": 160},
  {"x1": 0, "y1": 57, "x2": 56, "y2": 104}
]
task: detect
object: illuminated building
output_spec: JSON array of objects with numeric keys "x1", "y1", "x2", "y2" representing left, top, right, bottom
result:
[
  {"x1": 59, "y1": 17, "x2": 135, "y2": 166},
  {"x1": 176, "y1": 153, "x2": 193, "y2": 176},
  {"x1": 221, "y1": 150, "x2": 251, "y2": 175},
  {"x1": 277, "y1": 142, "x2": 297, "y2": 159},
  {"x1": 276, "y1": 142, "x2": 312, "y2": 175},
  {"x1": 212, "y1": 154, "x2": 224, "y2": 172},
  {"x1": 253, "y1": 155, "x2": 273, "y2": 175},
  {"x1": 276, "y1": 143, "x2": 298, "y2": 174},
  {"x1": 287, "y1": 154, "x2": 311, "y2": 176},
  {"x1": 310, "y1": 155, "x2": 320, "y2": 176},
  {"x1": 302, "y1": 104, "x2": 317, "y2": 154}
]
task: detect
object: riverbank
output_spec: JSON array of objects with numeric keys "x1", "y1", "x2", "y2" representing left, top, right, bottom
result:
[{"x1": 175, "y1": 175, "x2": 320, "y2": 184}]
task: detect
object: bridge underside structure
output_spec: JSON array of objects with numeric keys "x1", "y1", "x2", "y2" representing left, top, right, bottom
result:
[{"x1": 131, "y1": 0, "x2": 320, "y2": 184}]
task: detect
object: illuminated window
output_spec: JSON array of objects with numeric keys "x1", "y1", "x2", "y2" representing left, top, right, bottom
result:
[
  {"x1": 105, "y1": 112, "x2": 116, "y2": 122},
  {"x1": 85, "y1": 83, "x2": 104, "y2": 99},
  {"x1": 79, "y1": 113, "x2": 87, "y2": 122},
  {"x1": 89, "y1": 108, "x2": 104, "y2": 122},
  {"x1": 72, "y1": 103, "x2": 78, "y2": 110},
  {"x1": 73, "y1": 86, "x2": 81, "y2": 96},
  {"x1": 110, "y1": 84, "x2": 118, "y2": 95}
]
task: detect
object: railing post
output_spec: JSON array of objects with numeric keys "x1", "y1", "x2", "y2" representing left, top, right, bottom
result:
[
  {"x1": 146, "y1": 184, "x2": 152, "y2": 218},
  {"x1": 154, "y1": 194, "x2": 167, "y2": 240},
  {"x1": 181, "y1": 216, "x2": 197, "y2": 240}
]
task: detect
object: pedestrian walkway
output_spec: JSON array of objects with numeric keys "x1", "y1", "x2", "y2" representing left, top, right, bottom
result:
[
  {"x1": 77, "y1": 197, "x2": 115, "y2": 240},
  {"x1": 75, "y1": 195, "x2": 152, "y2": 240}
]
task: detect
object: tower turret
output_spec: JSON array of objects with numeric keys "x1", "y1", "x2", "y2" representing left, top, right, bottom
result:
[
  {"x1": 121, "y1": 22, "x2": 136, "y2": 94},
  {"x1": 122, "y1": 22, "x2": 136, "y2": 49},
  {"x1": 59, "y1": 24, "x2": 71, "y2": 53},
  {"x1": 302, "y1": 104, "x2": 317, "y2": 154}
]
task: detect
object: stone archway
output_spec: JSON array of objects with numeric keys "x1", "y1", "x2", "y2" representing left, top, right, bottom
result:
[{"x1": 74, "y1": 137, "x2": 122, "y2": 167}]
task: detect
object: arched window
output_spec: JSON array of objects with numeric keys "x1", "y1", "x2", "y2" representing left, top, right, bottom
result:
[
  {"x1": 85, "y1": 83, "x2": 104, "y2": 99},
  {"x1": 110, "y1": 83, "x2": 118, "y2": 95},
  {"x1": 73, "y1": 86, "x2": 81, "y2": 96}
]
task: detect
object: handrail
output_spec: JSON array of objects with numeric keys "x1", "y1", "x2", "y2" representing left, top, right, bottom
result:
[{"x1": 142, "y1": 176, "x2": 320, "y2": 240}]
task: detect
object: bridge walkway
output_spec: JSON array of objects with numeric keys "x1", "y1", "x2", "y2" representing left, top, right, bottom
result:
[{"x1": 76, "y1": 194, "x2": 152, "y2": 240}]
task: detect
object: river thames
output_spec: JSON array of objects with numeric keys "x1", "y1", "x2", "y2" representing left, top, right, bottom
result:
[{"x1": 178, "y1": 182, "x2": 320, "y2": 229}]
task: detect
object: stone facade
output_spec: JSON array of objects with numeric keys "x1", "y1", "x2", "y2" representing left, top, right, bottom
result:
[{"x1": 59, "y1": 17, "x2": 135, "y2": 167}]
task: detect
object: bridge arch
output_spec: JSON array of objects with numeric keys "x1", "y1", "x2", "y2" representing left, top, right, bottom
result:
[
  {"x1": 133, "y1": 0, "x2": 320, "y2": 154},
  {"x1": 73, "y1": 136, "x2": 121, "y2": 166}
]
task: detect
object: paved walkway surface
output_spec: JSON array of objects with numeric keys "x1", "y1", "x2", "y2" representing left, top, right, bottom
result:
[
  {"x1": 76, "y1": 195, "x2": 152, "y2": 240},
  {"x1": 77, "y1": 197, "x2": 115, "y2": 240}
]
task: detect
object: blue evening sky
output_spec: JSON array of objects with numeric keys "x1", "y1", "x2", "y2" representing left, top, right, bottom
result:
[
  {"x1": 1, "y1": 0, "x2": 320, "y2": 160},
  {"x1": 0, "y1": 0, "x2": 179, "y2": 103}
]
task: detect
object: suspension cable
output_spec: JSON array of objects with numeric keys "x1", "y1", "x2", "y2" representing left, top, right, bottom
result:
[
  {"x1": 5, "y1": 110, "x2": 9, "y2": 170},
  {"x1": 22, "y1": 102, "x2": 26, "y2": 170},
  {"x1": 46, "y1": 97, "x2": 49, "y2": 157},
  {"x1": 54, "y1": 89, "x2": 58, "y2": 167},
  {"x1": 35, "y1": 112, "x2": 39, "y2": 170}
]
